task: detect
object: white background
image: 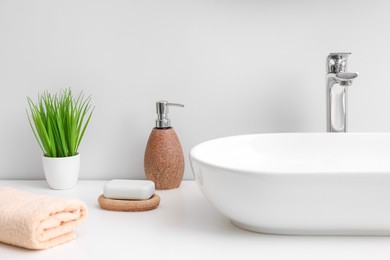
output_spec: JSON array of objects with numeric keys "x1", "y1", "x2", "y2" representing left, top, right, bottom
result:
[{"x1": 1, "y1": 0, "x2": 389, "y2": 180}]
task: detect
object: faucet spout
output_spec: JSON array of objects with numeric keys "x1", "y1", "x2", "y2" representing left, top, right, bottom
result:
[{"x1": 326, "y1": 53, "x2": 358, "y2": 132}]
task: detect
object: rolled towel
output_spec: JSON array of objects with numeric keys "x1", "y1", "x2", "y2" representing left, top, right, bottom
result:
[{"x1": 0, "y1": 186, "x2": 87, "y2": 250}]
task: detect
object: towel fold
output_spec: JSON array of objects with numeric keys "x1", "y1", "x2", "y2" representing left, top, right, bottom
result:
[{"x1": 0, "y1": 186, "x2": 87, "y2": 250}]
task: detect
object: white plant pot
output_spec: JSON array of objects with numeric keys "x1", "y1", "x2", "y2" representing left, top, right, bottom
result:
[{"x1": 42, "y1": 154, "x2": 80, "y2": 190}]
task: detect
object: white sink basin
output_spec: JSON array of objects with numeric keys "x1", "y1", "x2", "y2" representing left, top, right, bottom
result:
[{"x1": 189, "y1": 133, "x2": 390, "y2": 235}]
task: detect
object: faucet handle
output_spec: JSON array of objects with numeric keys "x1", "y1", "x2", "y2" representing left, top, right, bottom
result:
[{"x1": 327, "y1": 52, "x2": 351, "y2": 73}]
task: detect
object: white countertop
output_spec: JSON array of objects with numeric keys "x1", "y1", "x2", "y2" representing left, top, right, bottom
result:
[{"x1": 1, "y1": 180, "x2": 390, "y2": 260}]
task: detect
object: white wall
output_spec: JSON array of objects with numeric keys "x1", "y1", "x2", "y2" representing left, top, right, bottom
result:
[{"x1": 1, "y1": 0, "x2": 390, "y2": 180}]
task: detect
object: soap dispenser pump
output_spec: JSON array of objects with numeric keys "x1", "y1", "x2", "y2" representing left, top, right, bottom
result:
[{"x1": 144, "y1": 101, "x2": 184, "y2": 190}]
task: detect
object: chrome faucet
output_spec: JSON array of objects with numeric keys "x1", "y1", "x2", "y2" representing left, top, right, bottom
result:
[{"x1": 326, "y1": 53, "x2": 359, "y2": 132}]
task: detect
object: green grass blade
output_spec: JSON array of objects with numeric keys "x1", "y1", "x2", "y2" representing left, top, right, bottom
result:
[
  {"x1": 26, "y1": 108, "x2": 45, "y2": 154},
  {"x1": 76, "y1": 108, "x2": 94, "y2": 151}
]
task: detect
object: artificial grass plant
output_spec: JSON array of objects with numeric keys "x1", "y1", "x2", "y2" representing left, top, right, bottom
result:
[{"x1": 27, "y1": 88, "x2": 94, "y2": 158}]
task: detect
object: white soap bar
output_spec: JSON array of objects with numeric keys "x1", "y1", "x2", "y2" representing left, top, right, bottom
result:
[{"x1": 103, "y1": 179, "x2": 155, "y2": 200}]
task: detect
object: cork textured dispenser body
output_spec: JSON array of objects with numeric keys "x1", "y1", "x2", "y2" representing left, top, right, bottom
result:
[
  {"x1": 144, "y1": 128, "x2": 184, "y2": 189},
  {"x1": 144, "y1": 101, "x2": 184, "y2": 190}
]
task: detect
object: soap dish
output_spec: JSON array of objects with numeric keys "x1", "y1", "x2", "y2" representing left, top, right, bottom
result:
[{"x1": 98, "y1": 194, "x2": 160, "y2": 212}]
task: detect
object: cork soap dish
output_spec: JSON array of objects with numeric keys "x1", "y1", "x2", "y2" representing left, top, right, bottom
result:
[
  {"x1": 98, "y1": 194, "x2": 160, "y2": 212},
  {"x1": 98, "y1": 179, "x2": 160, "y2": 212}
]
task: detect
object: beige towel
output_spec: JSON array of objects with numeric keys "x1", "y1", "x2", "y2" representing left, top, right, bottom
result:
[{"x1": 0, "y1": 186, "x2": 87, "y2": 250}]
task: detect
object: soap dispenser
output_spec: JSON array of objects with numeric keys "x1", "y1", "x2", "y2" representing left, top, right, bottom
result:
[{"x1": 144, "y1": 101, "x2": 184, "y2": 190}]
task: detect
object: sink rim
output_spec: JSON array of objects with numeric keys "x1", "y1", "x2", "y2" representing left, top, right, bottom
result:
[{"x1": 190, "y1": 132, "x2": 390, "y2": 176}]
